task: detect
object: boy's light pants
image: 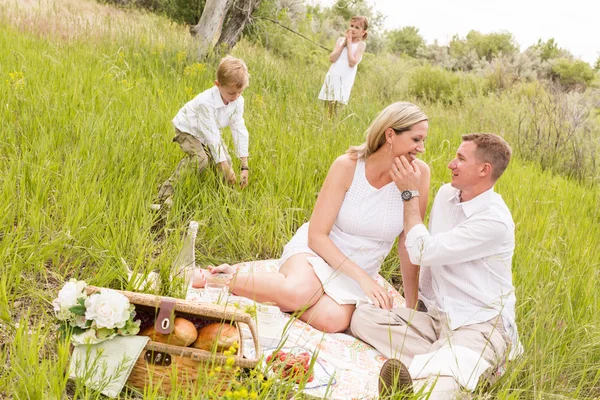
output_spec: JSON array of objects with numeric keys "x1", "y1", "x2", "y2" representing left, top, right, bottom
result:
[
  {"x1": 157, "y1": 130, "x2": 215, "y2": 202},
  {"x1": 351, "y1": 304, "x2": 511, "y2": 399}
]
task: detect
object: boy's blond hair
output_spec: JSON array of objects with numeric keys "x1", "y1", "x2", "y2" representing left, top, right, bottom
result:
[{"x1": 217, "y1": 56, "x2": 249, "y2": 89}]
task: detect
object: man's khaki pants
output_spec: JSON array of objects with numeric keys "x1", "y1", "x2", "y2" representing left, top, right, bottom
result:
[
  {"x1": 157, "y1": 130, "x2": 213, "y2": 202},
  {"x1": 351, "y1": 304, "x2": 511, "y2": 399}
]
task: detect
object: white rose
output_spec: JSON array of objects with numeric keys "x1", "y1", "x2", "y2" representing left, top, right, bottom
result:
[
  {"x1": 53, "y1": 280, "x2": 87, "y2": 312},
  {"x1": 71, "y1": 328, "x2": 101, "y2": 346},
  {"x1": 85, "y1": 290, "x2": 131, "y2": 330},
  {"x1": 73, "y1": 315, "x2": 88, "y2": 328}
]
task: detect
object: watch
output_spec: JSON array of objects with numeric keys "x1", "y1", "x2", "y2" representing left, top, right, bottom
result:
[{"x1": 401, "y1": 190, "x2": 420, "y2": 201}]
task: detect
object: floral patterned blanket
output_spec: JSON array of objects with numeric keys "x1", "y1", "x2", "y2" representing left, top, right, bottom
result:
[{"x1": 187, "y1": 259, "x2": 405, "y2": 400}]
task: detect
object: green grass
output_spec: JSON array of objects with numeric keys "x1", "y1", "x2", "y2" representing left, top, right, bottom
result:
[{"x1": 1, "y1": 1, "x2": 599, "y2": 398}]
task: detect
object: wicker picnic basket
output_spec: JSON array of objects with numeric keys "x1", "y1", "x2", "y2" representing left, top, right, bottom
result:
[{"x1": 85, "y1": 286, "x2": 261, "y2": 395}]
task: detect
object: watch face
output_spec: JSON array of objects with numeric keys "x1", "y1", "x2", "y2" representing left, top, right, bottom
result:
[{"x1": 401, "y1": 190, "x2": 412, "y2": 201}]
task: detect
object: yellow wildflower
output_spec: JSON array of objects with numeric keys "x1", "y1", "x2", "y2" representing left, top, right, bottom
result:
[
  {"x1": 177, "y1": 51, "x2": 187, "y2": 63},
  {"x1": 8, "y1": 71, "x2": 25, "y2": 90},
  {"x1": 232, "y1": 388, "x2": 248, "y2": 399},
  {"x1": 184, "y1": 62, "x2": 206, "y2": 77}
]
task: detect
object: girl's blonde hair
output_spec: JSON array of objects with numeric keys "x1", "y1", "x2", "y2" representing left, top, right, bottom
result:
[
  {"x1": 351, "y1": 15, "x2": 369, "y2": 40},
  {"x1": 347, "y1": 102, "x2": 428, "y2": 160}
]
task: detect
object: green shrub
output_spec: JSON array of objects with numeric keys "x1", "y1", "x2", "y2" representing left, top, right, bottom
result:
[
  {"x1": 449, "y1": 30, "x2": 518, "y2": 62},
  {"x1": 386, "y1": 26, "x2": 424, "y2": 58},
  {"x1": 511, "y1": 82, "x2": 600, "y2": 182},
  {"x1": 532, "y1": 38, "x2": 561, "y2": 61},
  {"x1": 483, "y1": 51, "x2": 543, "y2": 92},
  {"x1": 101, "y1": 0, "x2": 205, "y2": 24},
  {"x1": 550, "y1": 58, "x2": 595, "y2": 90},
  {"x1": 407, "y1": 64, "x2": 483, "y2": 104}
]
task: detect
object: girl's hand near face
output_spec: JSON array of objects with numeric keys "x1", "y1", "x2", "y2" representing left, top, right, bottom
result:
[{"x1": 345, "y1": 29, "x2": 353, "y2": 45}]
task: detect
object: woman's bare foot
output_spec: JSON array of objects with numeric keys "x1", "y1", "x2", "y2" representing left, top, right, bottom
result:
[
  {"x1": 190, "y1": 268, "x2": 206, "y2": 288},
  {"x1": 189, "y1": 264, "x2": 237, "y2": 288},
  {"x1": 209, "y1": 263, "x2": 236, "y2": 275}
]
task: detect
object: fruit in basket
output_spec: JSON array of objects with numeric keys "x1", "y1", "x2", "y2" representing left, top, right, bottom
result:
[
  {"x1": 139, "y1": 317, "x2": 198, "y2": 346},
  {"x1": 191, "y1": 322, "x2": 240, "y2": 352}
]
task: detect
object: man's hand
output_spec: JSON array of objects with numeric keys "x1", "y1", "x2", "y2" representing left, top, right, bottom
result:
[
  {"x1": 240, "y1": 169, "x2": 249, "y2": 188},
  {"x1": 390, "y1": 156, "x2": 421, "y2": 192}
]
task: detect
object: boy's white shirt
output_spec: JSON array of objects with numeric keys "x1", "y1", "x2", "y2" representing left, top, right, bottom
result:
[{"x1": 172, "y1": 85, "x2": 249, "y2": 163}]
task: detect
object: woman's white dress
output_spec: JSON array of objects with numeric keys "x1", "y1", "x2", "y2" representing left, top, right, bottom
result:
[
  {"x1": 278, "y1": 159, "x2": 404, "y2": 306},
  {"x1": 318, "y1": 40, "x2": 362, "y2": 105}
]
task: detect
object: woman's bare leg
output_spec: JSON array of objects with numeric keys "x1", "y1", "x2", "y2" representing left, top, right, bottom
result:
[
  {"x1": 298, "y1": 294, "x2": 355, "y2": 333},
  {"x1": 202, "y1": 254, "x2": 325, "y2": 312}
]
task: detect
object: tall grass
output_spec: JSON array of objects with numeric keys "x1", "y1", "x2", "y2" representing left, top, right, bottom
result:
[{"x1": 1, "y1": 1, "x2": 599, "y2": 398}]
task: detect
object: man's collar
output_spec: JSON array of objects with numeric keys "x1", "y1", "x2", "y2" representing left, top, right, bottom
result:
[
  {"x1": 448, "y1": 187, "x2": 495, "y2": 217},
  {"x1": 210, "y1": 86, "x2": 227, "y2": 108}
]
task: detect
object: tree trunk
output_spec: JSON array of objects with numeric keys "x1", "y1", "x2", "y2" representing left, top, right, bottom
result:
[
  {"x1": 190, "y1": 0, "x2": 232, "y2": 59},
  {"x1": 215, "y1": 0, "x2": 262, "y2": 52}
]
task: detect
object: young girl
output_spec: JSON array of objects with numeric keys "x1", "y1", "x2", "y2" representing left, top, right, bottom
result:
[{"x1": 318, "y1": 15, "x2": 368, "y2": 115}]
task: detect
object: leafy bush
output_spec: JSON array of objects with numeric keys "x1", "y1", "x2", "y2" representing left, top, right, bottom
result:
[
  {"x1": 386, "y1": 26, "x2": 424, "y2": 57},
  {"x1": 513, "y1": 83, "x2": 599, "y2": 181},
  {"x1": 532, "y1": 38, "x2": 560, "y2": 61},
  {"x1": 450, "y1": 30, "x2": 518, "y2": 62},
  {"x1": 550, "y1": 58, "x2": 596, "y2": 90},
  {"x1": 407, "y1": 64, "x2": 483, "y2": 104},
  {"x1": 483, "y1": 50, "x2": 543, "y2": 92},
  {"x1": 101, "y1": 0, "x2": 205, "y2": 24}
]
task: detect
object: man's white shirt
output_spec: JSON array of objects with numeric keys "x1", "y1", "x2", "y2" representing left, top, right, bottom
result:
[
  {"x1": 172, "y1": 86, "x2": 249, "y2": 164},
  {"x1": 405, "y1": 183, "x2": 522, "y2": 358}
]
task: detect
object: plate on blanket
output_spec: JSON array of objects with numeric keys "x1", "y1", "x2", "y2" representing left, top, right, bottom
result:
[{"x1": 263, "y1": 346, "x2": 336, "y2": 390}]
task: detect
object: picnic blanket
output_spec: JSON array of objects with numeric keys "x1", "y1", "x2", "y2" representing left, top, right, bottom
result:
[{"x1": 186, "y1": 259, "x2": 405, "y2": 399}]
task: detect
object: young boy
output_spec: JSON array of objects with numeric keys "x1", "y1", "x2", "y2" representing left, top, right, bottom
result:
[{"x1": 157, "y1": 56, "x2": 250, "y2": 207}]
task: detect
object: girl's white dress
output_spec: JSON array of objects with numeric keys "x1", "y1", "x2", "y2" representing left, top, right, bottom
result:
[
  {"x1": 278, "y1": 159, "x2": 404, "y2": 306},
  {"x1": 318, "y1": 40, "x2": 363, "y2": 105}
]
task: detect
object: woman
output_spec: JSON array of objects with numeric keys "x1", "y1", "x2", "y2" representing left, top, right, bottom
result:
[{"x1": 194, "y1": 102, "x2": 430, "y2": 333}]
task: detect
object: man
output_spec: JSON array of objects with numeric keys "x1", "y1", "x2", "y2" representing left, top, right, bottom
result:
[{"x1": 351, "y1": 133, "x2": 522, "y2": 399}]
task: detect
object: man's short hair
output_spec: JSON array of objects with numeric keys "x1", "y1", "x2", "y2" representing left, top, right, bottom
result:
[
  {"x1": 462, "y1": 133, "x2": 512, "y2": 181},
  {"x1": 217, "y1": 55, "x2": 249, "y2": 89}
]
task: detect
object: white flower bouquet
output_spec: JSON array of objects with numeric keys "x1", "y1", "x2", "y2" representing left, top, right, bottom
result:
[{"x1": 53, "y1": 279, "x2": 141, "y2": 346}]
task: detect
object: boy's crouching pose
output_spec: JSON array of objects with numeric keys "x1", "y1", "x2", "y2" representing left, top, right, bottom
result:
[{"x1": 158, "y1": 56, "x2": 250, "y2": 207}]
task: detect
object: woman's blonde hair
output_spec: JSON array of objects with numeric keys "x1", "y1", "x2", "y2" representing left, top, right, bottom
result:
[
  {"x1": 347, "y1": 102, "x2": 428, "y2": 160},
  {"x1": 351, "y1": 15, "x2": 369, "y2": 40}
]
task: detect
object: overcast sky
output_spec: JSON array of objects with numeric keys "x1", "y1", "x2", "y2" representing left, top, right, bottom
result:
[{"x1": 309, "y1": 0, "x2": 599, "y2": 64}]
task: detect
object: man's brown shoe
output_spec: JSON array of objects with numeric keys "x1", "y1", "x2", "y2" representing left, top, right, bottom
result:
[{"x1": 379, "y1": 358, "x2": 413, "y2": 398}]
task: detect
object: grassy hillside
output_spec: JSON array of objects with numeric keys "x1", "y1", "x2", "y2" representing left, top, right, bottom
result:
[{"x1": 1, "y1": 0, "x2": 599, "y2": 398}]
